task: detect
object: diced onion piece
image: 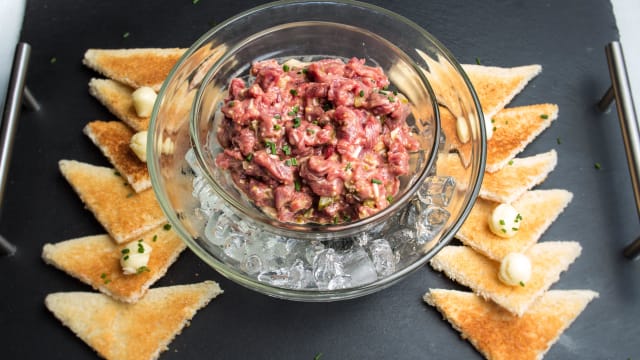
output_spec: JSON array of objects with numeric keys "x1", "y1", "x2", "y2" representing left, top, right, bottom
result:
[
  {"x1": 120, "y1": 240, "x2": 153, "y2": 275},
  {"x1": 131, "y1": 86, "x2": 157, "y2": 117},
  {"x1": 499, "y1": 252, "x2": 531, "y2": 286},
  {"x1": 130, "y1": 131, "x2": 148, "y2": 162},
  {"x1": 488, "y1": 203, "x2": 521, "y2": 238},
  {"x1": 318, "y1": 196, "x2": 334, "y2": 210}
]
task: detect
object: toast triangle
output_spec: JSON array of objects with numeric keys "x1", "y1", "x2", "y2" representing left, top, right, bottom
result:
[
  {"x1": 456, "y1": 189, "x2": 572, "y2": 261},
  {"x1": 462, "y1": 64, "x2": 542, "y2": 121},
  {"x1": 424, "y1": 289, "x2": 598, "y2": 360},
  {"x1": 42, "y1": 228, "x2": 186, "y2": 303},
  {"x1": 83, "y1": 48, "x2": 186, "y2": 92},
  {"x1": 59, "y1": 159, "x2": 166, "y2": 243},
  {"x1": 89, "y1": 78, "x2": 149, "y2": 132},
  {"x1": 437, "y1": 150, "x2": 557, "y2": 204},
  {"x1": 84, "y1": 120, "x2": 151, "y2": 193},
  {"x1": 429, "y1": 242, "x2": 582, "y2": 316},
  {"x1": 45, "y1": 281, "x2": 222, "y2": 360}
]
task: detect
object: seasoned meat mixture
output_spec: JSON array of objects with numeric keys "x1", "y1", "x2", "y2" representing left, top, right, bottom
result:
[{"x1": 215, "y1": 58, "x2": 419, "y2": 224}]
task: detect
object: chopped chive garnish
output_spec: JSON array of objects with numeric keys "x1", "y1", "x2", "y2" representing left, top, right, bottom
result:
[
  {"x1": 493, "y1": 126, "x2": 497, "y2": 132},
  {"x1": 540, "y1": 114, "x2": 549, "y2": 119},
  {"x1": 245, "y1": 153, "x2": 253, "y2": 162},
  {"x1": 283, "y1": 64, "x2": 290, "y2": 72},
  {"x1": 501, "y1": 228, "x2": 507, "y2": 233},
  {"x1": 152, "y1": 234, "x2": 158, "y2": 242},
  {"x1": 594, "y1": 162, "x2": 602, "y2": 170},
  {"x1": 557, "y1": 137, "x2": 562, "y2": 145},
  {"x1": 499, "y1": 219, "x2": 505, "y2": 226},
  {"x1": 100, "y1": 273, "x2": 107, "y2": 279},
  {"x1": 371, "y1": 179, "x2": 382, "y2": 184},
  {"x1": 136, "y1": 266, "x2": 150, "y2": 274},
  {"x1": 114, "y1": 170, "x2": 121, "y2": 176},
  {"x1": 345, "y1": 162, "x2": 352, "y2": 171},
  {"x1": 274, "y1": 124, "x2": 281, "y2": 131},
  {"x1": 386, "y1": 195, "x2": 393, "y2": 203},
  {"x1": 293, "y1": 117, "x2": 301, "y2": 128},
  {"x1": 282, "y1": 145, "x2": 291, "y2": 155},
  {"x1": 121, "y1": 248, "x2": 130, "y2": 254},
  {"x1": 163, "y1": 224, "x2": 172, "y2": 231},
  {"x1": 359, "y1": 90, "x2": 365, "y2": 97},
  {"x1": 343, "y1": 215, "x2": 351, "y2": 222},
  {"x1": 104, "y1": 279, "x2": 111, "y2": 284},
  {"x1": 122, "y1": 32, "x2": 130, "y2": 38},
  {"x1": 274, "y1": 114, "x2": 281, "y2": 119},
  {"x1": 512, "y1": 227, "x2": 519, "y2": 231},
  {"x1": 508, "y1": 160, "x2": 514, "y2": 165},
  {"x1": 137, "y1": 243, "x2": 145, "y2": 253},
  {"x1": 50, "y1": 57, "x2": 57, "y2": 64},
  {"x1": 515, "y1": 213, "x2": 523, "y2": 222},
  {"x1": 387, "y1": 96, "x2": 395, "y2": 102},
  {"x1": 475, "y1": 57, "x2": 481, "y2": 65},
  {"x1": 290, "y1": 158, "x2": 298, "y2": 166},
  {"x1": 294, "y1": 180, "x2": 301, "y2": 192},
  {"x1": 228, "y1": 101, "x2": 235, "y2": 107},
  {"x1": 306, "y1": 128, "x2": 315, "y2": 135},
  {"x1": 333, "y1": 216, "x2": 339, "y2": 224},
  {"x1": 491, "y1": 118, "x2": 496, "y2": 123},
  {"x1": 126, "y1": 193, "x2": 134, "y2": 198},
  {"x1": 290, "y1": 89, "x2": 298, "y2": 96},
  {"x1": 123, "y1": 255, "x2": 129, "y2": 260},
  {"x1": 302, "y1": 68, "x2": 308, "y2": 74},
  {"x1": 322, "y1": 102, "x2": 333, "y2": 111},
  {"x1": 192, "y1": 0, "x2": 200, "y2": 4},
  {"x1": 314, "y1": 352, "x2": 323, "y2": 360},
  {"x1": 519, "y1": 281, "x2": 525, "y2": 287},
  {"x1": 265, "y1": 141, "x2": 276, "y2": 154}
]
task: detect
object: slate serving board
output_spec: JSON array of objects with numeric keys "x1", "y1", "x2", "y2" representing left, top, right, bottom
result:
[{"x1": 1, "y1": 0, "x2": 638, "y2": 359}]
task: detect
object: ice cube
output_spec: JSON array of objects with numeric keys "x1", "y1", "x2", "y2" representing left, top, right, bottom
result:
[
  {"x1": 340, "y1": 246, "x2": 378, "y2": 286},
  {"x1": 257, "y1": 269, "x2": 291, "y2": 287},
  {"x1": 287, "y1": 259, "x2": 314, "y2": 289},
  {"x1": 368, "y1": 238, "x2": 396, "y2": 277},
  {"x1": 312, "y1": 248, "x2": 344, "y2": 287},
  {"x1": 418, "y1": 176, "x2": 456, "y2": 207},
  {"x1": 305, "y1": 241, "x2": 325, "y2": 264},
  {"x1": 203, "y1": 212, "x2": 229, "y2": 246},
  {"x1": 327, "y1": 275, "x2": 352, "y2": 290},
  {"x1": 418, "y1": 205, "x2": 451, "y2": 240},
  {"x1": 222, "y1": 233, "x2": 246, "y2": 262},
  {"x1": 242, "y1": 254, "x2": 263, "y2": 275}
]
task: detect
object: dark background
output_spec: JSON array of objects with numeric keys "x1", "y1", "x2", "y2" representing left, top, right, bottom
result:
[{"x1": 1, "y1": 0, "x2": 638, "y2": 359}]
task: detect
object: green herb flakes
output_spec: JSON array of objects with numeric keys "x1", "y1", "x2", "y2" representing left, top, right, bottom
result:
[
  {"x1": 508, "y1": 160, "x2": 514, "y2": 165},
  {"x1": 245, "y1": 153, "x2": 253, "y2": 162},
  {"x1": 122, "y1": 32, "x2": 130, "y2": 38},
  {"x1": 274, "y1": 124, "x2": 282, "y2": 131},
  {"x1": 121, "y1": 248, "x2": 130, "y2": 254},
  {"x1": 371, "y1": 179, "x2": 382, "y2": 185},
  {"x1": 192, "y1": 0, "x2": 200, "y2": 4},
  {"x1": 283, "y1": 64, "x2": 290, "y2": 72},
  {"x1": 359, "y1": 90, "x2": 365, "y2": 97},
  {"x1": 556, "y1": 137, "x2": 562, "y2": 145},
  {"x1": 265, "y1": 141, "x2": 276, "y2": 154},
  {"x1": 163, "y1": 223, "x2": 172, "y2": 231},
  {"x1": 290, "y1": 89, "x2": 298, "y2": 96},
  {"x1": 152, "y1": 235, "x2": 158, "y2": 242},
  {"x1": 386, "y1": 195, "x2": 393, "y2": 203},
  {"x1": 136, "y1": 266, "x2": 150, "y2": 274},
  {"x1": 519, "y1": 281, "x2": 525, "y2": 287},
  {"x1": 294, "y1": 180, "x2": 301, "y2": 192},
  {"x1": 475, "y1": 57, "x2": 482, "y2": 65},
  {"x1": 137, "y1": 243, "x2": 145, "y2": 253},
  {"x1": 540, "y1": 114, "x2": 549, "y2": 119},
  {"x1": 282, "y1": 145, "x2": 291, "y2": 155},
  {"x1": 345, "y1": 163, "x2": 352, "y2": 171},
  {"x1": 50, "y1": 57, "x2": 57, "y2": 64},
  {"x1": 293, "y1": 117, "x2": 301, "y2": 128},
  {"x1": 594, "y1": 162, "x2": 602, "y2": 170}
]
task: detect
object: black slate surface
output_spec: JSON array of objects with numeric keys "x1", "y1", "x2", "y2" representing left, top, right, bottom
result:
[{"x1": 1, "y1": 0, "x2": 638, "y2": 359}]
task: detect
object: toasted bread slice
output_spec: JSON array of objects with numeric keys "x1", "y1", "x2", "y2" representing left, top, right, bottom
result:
[
  {"x1": 486, "y1": 104, "x2": 558, "y2": 172},
  {"x1": 430, "y1": 242, "x2": 582, "y2": 316},
  {"x1": 59, "y1": 160, "x2": 166, "y2": 243},
  {"x1": 456, "y1": 189, "x2": 572, "y2": 261},
  {"x1": 424, "y1": 289, "x2": 598, "y2": 360},
  {"x1": 441, "y1": 104, "x2": 558, "y2": 170},
  {"x1": 84, "y1": 120, "x2": 150, "y2": 193},
  {"x1": 89, "y1": 78, "x2": 149, "y2": 132},
  {"x1": 83, "y1": 48, "x2": 186, "y2": 91},
  {"x1": 437, "y1": 150, "x2": 557, "y2": 204},
  {"x1": 42, "y1": 228, "x2": 186, "y2": 303},
  {"x1": 462, "y1": 64, "x2": 542, "y2": 121},
  {"x1": 45, "y1": 281, "x2": 222, "y2": 360}
]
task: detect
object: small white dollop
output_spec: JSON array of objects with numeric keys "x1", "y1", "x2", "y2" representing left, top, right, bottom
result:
[
  {"x1": 499, "y1": 252, "x2": 532, "y2": 287},
  {"x1": 488, "y1": 203, "x2": 522, "y2": 238},
  {"x1": 131, "y1": 86, "x2": 157, "y2": 117},
  {"x1": 130, "y1": 131, "x2": 148, "y2": 162},
  {"x1": 161, "y1": 137, "x2": 175, "y2": 155},
  {"x1": 120, "y1": 240, "x2": 153, "y2": 275},
  {"x1": 456, "y1": 116, "x2": 470, "y2": 143},
  {"x1": 484, "y1": 116, "x2": 494, "y2": 140}
]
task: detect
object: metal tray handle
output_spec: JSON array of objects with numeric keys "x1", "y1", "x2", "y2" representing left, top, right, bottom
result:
[
  {"x1": 0, "y1": 42, "x2": 34, "y2": 256},
  {"x1": 598, "y1": 41, "x2": 640, "y2": 260}
]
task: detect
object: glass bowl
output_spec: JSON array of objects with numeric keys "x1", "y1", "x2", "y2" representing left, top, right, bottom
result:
[{"x1": 148, "y1": 0, "x2": 486, "y2": 301}]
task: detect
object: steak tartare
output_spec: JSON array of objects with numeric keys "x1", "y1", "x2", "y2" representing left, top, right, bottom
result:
[{"x1": 215, "y1": 57, "x2": 419, "y2": 224}]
